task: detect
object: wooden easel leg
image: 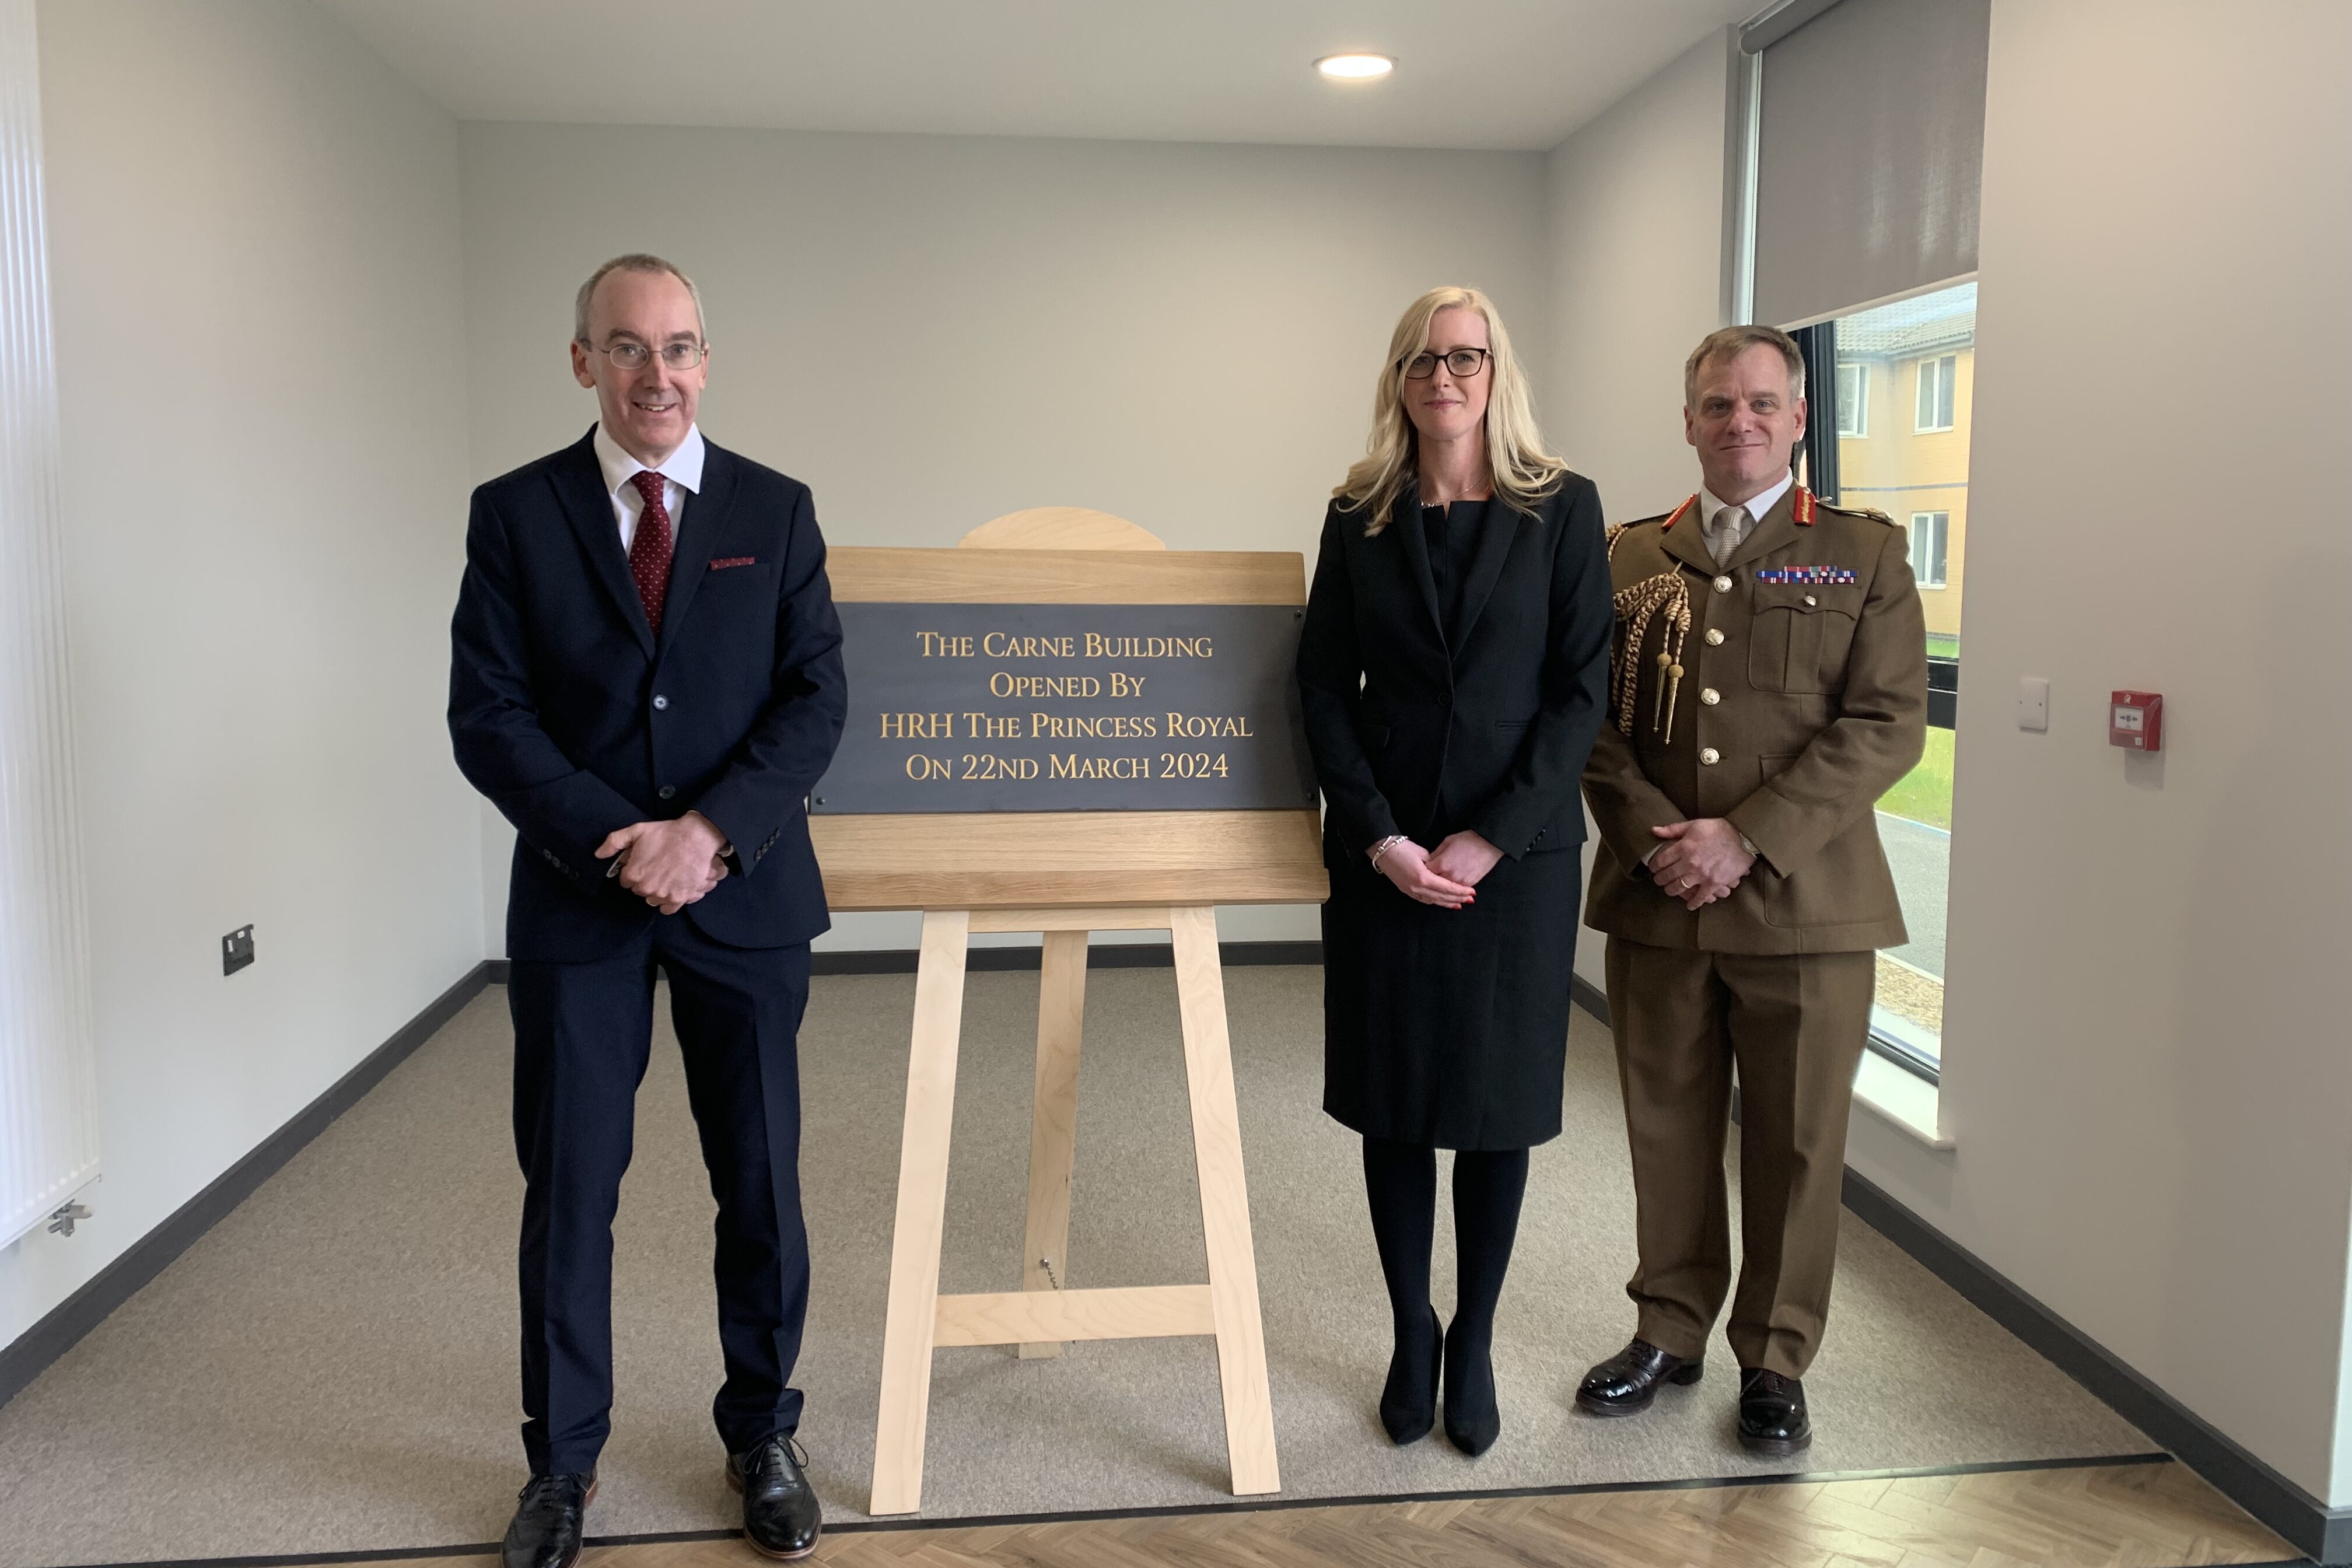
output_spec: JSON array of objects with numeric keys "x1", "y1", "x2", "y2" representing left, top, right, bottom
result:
[
  {"x1": 1019, "y1": 928, "x2": 1090, "y2": 1358},
  {"x1": 1167, "y1": 905, "x2": 1280, "y2": 1496},
  {"x1": 869, "y1": 909, "x2": 971, "y2": 1516}
]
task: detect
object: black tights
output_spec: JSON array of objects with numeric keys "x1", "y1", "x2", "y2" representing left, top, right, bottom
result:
[{"x1": 1361, "y1": 1136, "x2": 1530, "y2": 1358}]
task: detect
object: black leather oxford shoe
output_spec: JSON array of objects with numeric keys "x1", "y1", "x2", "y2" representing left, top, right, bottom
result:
[
  {"x1": 727, "y1": 1433, "x2": 822, "y2": 1559},
  {"x1": 1737, "y1": 1368, "x2": 1812, "y2": 1455},
  {"x1": 501, "y1": 1471, "x2": 594, "y2": 1568},
  {"x1": 1576, "y1": 1338, "x2": 1702, "y2": 1416}
]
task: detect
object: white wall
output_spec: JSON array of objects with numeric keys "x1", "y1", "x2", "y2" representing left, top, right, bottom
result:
[
  {"x1": 459, "y1": 123, "x2": 1550, "y2": 954},
  {"x1": 0, "y1": 0, "x2": 482, "y2": 1348},
  {"x1": 1842, "y1": 0, "x2": 2352, "y2": 1506},
  {"x1": 1541, "y1": 33, "x2": 1732, "y2": 989}
]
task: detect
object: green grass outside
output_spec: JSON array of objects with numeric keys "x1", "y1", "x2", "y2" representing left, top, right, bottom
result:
[
  {"x1": 1879, "y1": 724, "x2": 1955, "y2": 831},
  {"x1": 1926, "y1": 633, "x2": 1961, "y2": 660}
]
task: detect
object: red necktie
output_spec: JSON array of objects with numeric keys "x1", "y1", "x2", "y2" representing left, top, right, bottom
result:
[{"x1": 628, "y1": 471, "x2": 674, "y2": 633}]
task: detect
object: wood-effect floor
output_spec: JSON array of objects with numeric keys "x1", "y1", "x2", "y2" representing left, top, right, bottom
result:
[{"x1": 400, "y1": 1458, "x2": 2301, "y2": 1568}]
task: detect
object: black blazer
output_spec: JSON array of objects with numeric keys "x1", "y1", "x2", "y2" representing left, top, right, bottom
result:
[
  {"x1": 1296, "y1": 475, "x2": 1612, "y2": 864},
  {"x1": 449, "y1": 428, "x2": 847, "y2": 961}
]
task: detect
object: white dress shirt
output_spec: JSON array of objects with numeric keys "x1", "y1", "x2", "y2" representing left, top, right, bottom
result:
[
  {"x1": 1697, "y1": 469, "x2": 1794, "y2": 563},
  {"x1": 593, "y1": 421, "x2": 706, "y2": 551}
]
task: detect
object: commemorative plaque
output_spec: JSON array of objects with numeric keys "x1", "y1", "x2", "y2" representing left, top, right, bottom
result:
[
  {"x1": 822, "y1": 520, "x2": 1320, "y2": 1520},
  {"x1": 811, "y1": 601, "x2": 1317, "y2": 813}
]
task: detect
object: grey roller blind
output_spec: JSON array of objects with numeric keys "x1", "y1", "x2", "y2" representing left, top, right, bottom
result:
[{"x1": 1751, "y1": 0, "x2": 1989, "y2": 328}]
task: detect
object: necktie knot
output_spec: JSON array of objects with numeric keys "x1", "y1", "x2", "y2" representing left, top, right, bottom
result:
[{"x1": 1709, "y1": 504, "x2": 1750, "y2": 565}]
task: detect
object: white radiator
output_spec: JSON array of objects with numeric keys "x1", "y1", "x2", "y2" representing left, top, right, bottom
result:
[{"x1": 0, "y1": 0, "x2": 99, "y2": 1251}]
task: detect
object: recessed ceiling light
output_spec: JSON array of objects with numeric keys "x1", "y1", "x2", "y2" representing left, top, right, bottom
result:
[{"x1": 1315, "y1": 53, "x2": 1395, "y2": 82}]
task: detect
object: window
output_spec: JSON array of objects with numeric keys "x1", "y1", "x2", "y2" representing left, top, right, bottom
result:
[
  {"x1": 1822, "y1": 281, "x2": 1974, "y2": 1080},
  {"x1": 1916, "y1": 354, "x2": 1957, "y2": 432},
  {"x1": 1835, "y1": 362, "x2": 1868, "y2": 437},
  {"x1": 1908, "y1": 512, "x2": 1949, "y2": 587}
]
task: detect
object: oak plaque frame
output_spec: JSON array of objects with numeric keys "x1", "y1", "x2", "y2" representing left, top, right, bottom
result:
[{"x1": 817, "y1": 511, "x2": 1326, "y2": 1515}]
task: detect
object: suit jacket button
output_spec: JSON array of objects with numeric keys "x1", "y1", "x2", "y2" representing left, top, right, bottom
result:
[
  {"x1": 658, "y1": 785, "x2": 677, "y2": 800},
  {"x1": 653, "y1": 695, "x2": 669, "y2": 710},
  {"x1": 1700, "y1": 748, "x2": 1720, "y2": 765}
]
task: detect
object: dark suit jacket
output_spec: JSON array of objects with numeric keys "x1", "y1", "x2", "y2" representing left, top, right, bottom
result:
[
  {"x1": 449, "y1": 427, "x2": 847, "y2": 961},
  {"x1": 1296, "y1": 475, "x2": 1612, "y2": 864}
]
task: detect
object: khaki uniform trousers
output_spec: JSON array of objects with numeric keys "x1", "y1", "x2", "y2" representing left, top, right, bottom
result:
[{"x1": 1605, "y1": 937, "x2": 1875, "y2": 1379}]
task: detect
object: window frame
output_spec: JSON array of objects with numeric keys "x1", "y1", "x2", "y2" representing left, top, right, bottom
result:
[
  {"x1": 1915, "y1": 354, "x2": 1957, "y2": 433},
  {"x1": 1908, "y1": 510, "x2": 1950, "y2": 588},
  {"x1": 1835, "y1": 360, "x2": 1868, "y2": 438}
]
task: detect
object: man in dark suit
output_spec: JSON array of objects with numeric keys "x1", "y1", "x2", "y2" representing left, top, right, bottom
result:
[{"x1": 450, "y1": 254, "x2": 845, "y2": 1567}]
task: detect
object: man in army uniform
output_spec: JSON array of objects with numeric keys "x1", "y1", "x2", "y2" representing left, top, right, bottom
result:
[{"x1": 1575, "y1": 324, "x2": 1926, "y2": 1452}]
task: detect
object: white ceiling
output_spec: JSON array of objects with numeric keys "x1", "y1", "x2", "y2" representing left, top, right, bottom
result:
[{"x1": 317, "y1": 0, "x2": 1756, "y2": 153}]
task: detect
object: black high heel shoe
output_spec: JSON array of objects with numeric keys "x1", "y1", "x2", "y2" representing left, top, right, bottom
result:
[
  {"x1": 1379, "y1": 1303, "x2": 1442, "y2": 1444},
  {"x1": 1441, "y1": 1318, "x2": 1502, "y2": 1455}
]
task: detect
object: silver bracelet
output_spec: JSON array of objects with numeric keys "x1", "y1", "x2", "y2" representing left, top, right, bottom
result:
[{"x1": 1368, "y1": 834, "x2": 1407, "y2": 870}]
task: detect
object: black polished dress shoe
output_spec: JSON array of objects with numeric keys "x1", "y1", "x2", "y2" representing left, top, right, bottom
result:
[
  {"x1": 501, "y1": 1471, "x2": 595, "y2": 1568},
  {"x1": 1575, "y1": 1338, "x2": 1703, "y2": 1416},
  {"x1": 1737, "y1": 1368, "x2": 1812, "y2": 1455},
  {"x1": 1379, "y1": 1303, "x2": 1443, "y2": 1444},
  {"x1": 726, "y1": 1433, "x2": 822, "y2": 1559},
  {"x1": 1440, "y1": 1319, "x2": 1502, "y2": 1456}
]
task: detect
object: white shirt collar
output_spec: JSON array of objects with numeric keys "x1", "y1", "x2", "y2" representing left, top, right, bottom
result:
[
  {"x1": 1698, "y1": 469, "x2": 1793, "y2": 531},
  {"x1": 1698, "y1": 469, "x2": 1794, "y2": 530},
  {"x1": 593, "y1": 421, "x2": 705, "y2": 499}
]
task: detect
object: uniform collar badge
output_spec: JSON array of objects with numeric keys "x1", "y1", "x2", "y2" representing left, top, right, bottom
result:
[{"x1": 1665, "y1": 485, "x2": 1817, "y2": 526}]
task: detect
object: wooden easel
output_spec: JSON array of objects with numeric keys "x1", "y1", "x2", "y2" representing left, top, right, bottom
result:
[{"x1": 811, "y1": 512, "x2": 1328, "y2": 1516}]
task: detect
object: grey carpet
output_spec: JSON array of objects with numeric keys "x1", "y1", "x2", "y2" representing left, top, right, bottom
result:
[{"x1": 0, "y1": 968, "x2": 2148, "y2": 1564}]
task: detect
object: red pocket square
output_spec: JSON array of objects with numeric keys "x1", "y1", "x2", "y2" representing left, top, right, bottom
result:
[{"x1": 709, "y1": 556, "x2": 758, "y2": 570}]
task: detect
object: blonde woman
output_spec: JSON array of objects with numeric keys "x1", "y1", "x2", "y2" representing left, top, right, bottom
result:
[{"x1": 1296, "y1": 286, "x2": 1611, "y2": 1455}]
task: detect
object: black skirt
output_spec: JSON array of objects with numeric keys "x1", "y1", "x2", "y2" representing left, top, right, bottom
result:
[{"x1": 1320, "y1": 836, "x2": 1584, "y2": 1151}]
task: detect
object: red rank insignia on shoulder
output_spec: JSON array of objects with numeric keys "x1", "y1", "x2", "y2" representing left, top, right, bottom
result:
[
  {"x1": 1660, "y1": 495, "x2": 1698, "y2": 530},
  {"x1": 1794, "y1": 485, "x2": 1818, "y2": 525}
]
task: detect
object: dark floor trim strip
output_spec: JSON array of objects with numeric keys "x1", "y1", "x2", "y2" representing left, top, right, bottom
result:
[
  {"x1": 810, "y1": 939, "x2": 1323, "y2": 975},
  {"x1": 1843, "y1": 1167, "x2": 2345, "y2": 1565},
  {"x1": 37, "y1": 1451, "x2": 2179, "y2": 1568},
  {"x1": 0, "y1": 963, "x2": 498, "y2": 1415},
  {"x1": 1570, "y1": 972, "x2": 1610, "y2": 1026}
]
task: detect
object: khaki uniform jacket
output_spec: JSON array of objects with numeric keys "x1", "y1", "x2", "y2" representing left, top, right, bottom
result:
[{"x1": 1581, "y1": 486, "x2": 1927, "y2": 955}]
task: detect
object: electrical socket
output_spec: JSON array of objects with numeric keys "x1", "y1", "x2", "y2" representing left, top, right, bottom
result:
[{"x1": 223, "y1": 925, "x2": 254, "y2": 976}]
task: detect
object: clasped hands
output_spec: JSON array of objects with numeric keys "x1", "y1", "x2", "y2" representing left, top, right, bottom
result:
[
  {"x1": 1377, "y1": 830, "x2": 1503, "y2": 908},
  {"x1": 596, "y1": 811, "x2": 730, "y2": 915},
  {"x1": 1648, "y1": 817, "x2": 1756, "y2": 911}
]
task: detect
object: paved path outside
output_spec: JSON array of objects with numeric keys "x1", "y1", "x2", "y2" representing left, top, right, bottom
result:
[{"x1": 1878, "y1": 810, "x2": 1950, "y2": 978}]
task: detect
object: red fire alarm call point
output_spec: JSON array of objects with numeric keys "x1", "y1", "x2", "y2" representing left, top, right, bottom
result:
[{"x1": 2109, "y1": 691, "x2": 2162, "y2": 752}]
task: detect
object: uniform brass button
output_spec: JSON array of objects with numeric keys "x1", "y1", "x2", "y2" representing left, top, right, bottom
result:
[
  {"x1": 1701, "y1": 688, "x2": 1720, "y2": 705},
  {"x1": 1713, "y1": 575, "x2": 1732, "y2": 594},
  {"x1": 1700, "y1": 748, "x2": 1720, "y2": 766},
  {"x1": 1804, "y1": 593, "x2": 1818, "y2": 607},
  {"x1": 1705, "y1": 628, "x2": 1724, "y2": 646}
]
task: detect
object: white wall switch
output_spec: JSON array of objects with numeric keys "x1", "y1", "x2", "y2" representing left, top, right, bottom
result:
[{"x1": 2017, "y1": 676, "x2": 2050, "y2": 732}]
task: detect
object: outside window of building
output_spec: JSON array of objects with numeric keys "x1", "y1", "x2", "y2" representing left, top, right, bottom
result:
[
  {"x1": 1909, "y1": 511, "x2": 1949, "y2": 587},
  {"x1": 1916, "y1": 353, "x2": 1957, "y2": 432},
  {"x1": 1825, "y1": 281, "x2": 1973, "y2": 1076},
  {"x1": 1835, "y1": 361, "x2": 1867, "y2": 437}
]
